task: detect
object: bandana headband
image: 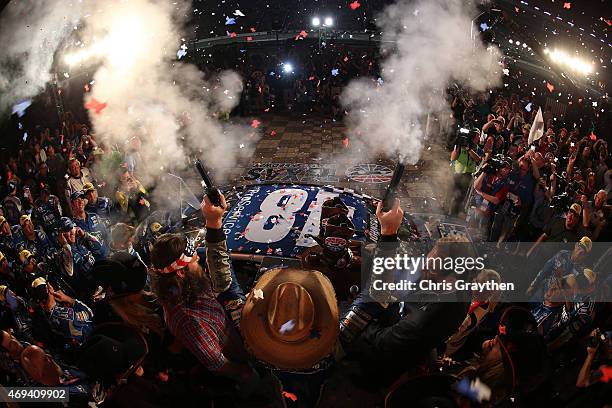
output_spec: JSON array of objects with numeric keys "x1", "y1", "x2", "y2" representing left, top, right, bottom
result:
[{"x1": 158, "y1": 240, "x2": 196, "y2": 274}]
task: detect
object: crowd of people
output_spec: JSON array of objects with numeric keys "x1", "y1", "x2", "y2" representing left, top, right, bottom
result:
[
  {"x1": 195, "y1": 43, "x2": 381, "y2": 118},
  {"x1": 0, "y1": 48, "x2": 610, "y2": 407}
]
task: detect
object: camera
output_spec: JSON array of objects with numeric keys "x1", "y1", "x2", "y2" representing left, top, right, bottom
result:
[
  {"x1": 474, "y1": 154, "x2": 509, "y2": 176},
  {"x1": 455, "y1": 127, "x2": 478, "y2": 149},
  {"x1": 549, "y1": 192, "x2": 573, "y2": 214}
]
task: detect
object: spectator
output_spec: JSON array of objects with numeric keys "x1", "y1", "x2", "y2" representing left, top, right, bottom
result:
[
  {"x1": 527, "y1": 203, "x2": 589, "y2": 258},
  {"x1": 2, "y1": 182, "x2": 22, "y2": 226},
  {"x1": 64, "y1": 158, "x2": 93, "y2": 214},
  {"x1": 149, "y1": 194, "x2": 255, "y2": 384},
  {"x1": 582, "y1": 190, "x2": 611, "y2": 241},
  {"x1": 69, "y1": 191, "x2": 109, "y2": 258},
  {"x1": 30, "y1": 277, "x2": 93, "y2": 347}
]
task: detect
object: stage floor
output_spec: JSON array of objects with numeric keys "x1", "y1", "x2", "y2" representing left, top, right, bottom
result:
[{"x1": 214, "y1": 112, "x2": 451, "y2": 215}]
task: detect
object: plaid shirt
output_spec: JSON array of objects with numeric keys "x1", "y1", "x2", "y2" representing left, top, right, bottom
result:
[{"x1": 165, "y1": 296, "x2": 240, "y2": 371}]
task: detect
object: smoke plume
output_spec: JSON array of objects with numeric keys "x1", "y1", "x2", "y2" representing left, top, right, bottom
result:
[
  {"x1": 341, "y1": 0, "x2": 502, "y2": 165},
  {"x1": 77, "y1": 0, "x2": 254, "y2": 189},
  {"x1": 0, "y1": 0, "x2": 82, "y2": 115}
]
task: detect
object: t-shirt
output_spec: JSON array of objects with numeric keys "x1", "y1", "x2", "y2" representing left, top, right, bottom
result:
[{"x1": 543, "y1": 217, "x2": 587, "y2": 243}]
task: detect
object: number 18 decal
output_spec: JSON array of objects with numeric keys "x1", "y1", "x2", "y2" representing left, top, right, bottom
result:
[{"x1": 244, "y1": 189, "x2": 307, "y2": 243}]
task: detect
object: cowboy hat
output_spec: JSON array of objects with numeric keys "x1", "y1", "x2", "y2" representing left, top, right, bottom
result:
[{"x1": 240, "y1": 268, "x2": 339, "y2": 370}]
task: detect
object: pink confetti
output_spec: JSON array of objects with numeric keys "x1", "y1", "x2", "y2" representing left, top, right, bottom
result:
[
  {"x1": 546, "y1": 82, "x2": 555, "y2": 93},
  {"x1": 590, "y1": 132, "x2": 597, "y2": 140},
  {"x1": 229, "y1": 32, "x2": 237, "y2": 38},
  {"x1": 349, "y1": 1, "x2": 361, "y2": 10},
  {"x1": 343, "y1": 56, "x2": 349, "y2": 62},
  {"x1": 249, "y1": 27, "x2": 257, "y2": 32},
  {"x1": 270, "y1": 130, "x2": 277, "y2": 137},
  {"x1": 563, "y1": 2, "x2": 571, "y2": 9},
  {"x1": 251, "y1": 119, "x2": 261, "y2": 128},
  {"x1": 247, "y1": 36, "x2": 253, "y2": 41},
  {"x1": 84, "y1": 98, "x2": 107, "y2": 115},
  {"x1": 342, "y1": 137, "x2": 349, "y2": 147}
]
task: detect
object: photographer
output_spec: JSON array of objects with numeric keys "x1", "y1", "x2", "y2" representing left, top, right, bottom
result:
[
  {"x1": 449, "y1": 128, "x2": 483, "y2": 216},
  {"x1": 490, "y1": 153, "x2": 538, "y2": 243},
  {"x1": 469, "y1": 155, "x2": 512, "y2": 235}
]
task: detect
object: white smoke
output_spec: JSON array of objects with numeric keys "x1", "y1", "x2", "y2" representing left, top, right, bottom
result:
[
  {"x1": 0, "y1": 0, "x2": 82, "y2": 114},
  {"x1": 76, "y1": 0, "x2": 254, "y2": 187},
  {"x1": 341, "y1": 0, "x2": 502, "y2": 165}
]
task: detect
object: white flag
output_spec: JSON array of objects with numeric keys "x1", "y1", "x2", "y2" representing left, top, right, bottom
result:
[{"x1": 528, "y1": 107, "x2": 545, "y2": 145}]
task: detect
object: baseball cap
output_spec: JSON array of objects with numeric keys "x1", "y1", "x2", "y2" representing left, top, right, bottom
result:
[
  {"x1": 70, "y1": 191, "x2": 85, "y2": 201},
  {"x1": 19, "y1": 214, "x2": 31, "y2": 226},
  {"x1": 19, "y1": 250, "x2": 33, "y2": 265},
  {"x1": 82, "y1": 183, "x2": 96, "y2": 193},
  {"x1": 569, "y1": 203, "x2": 582, "y2": 215},
  {"x1": 578, "y1": 236, "x2": 592, "y2": 253},
  {"x1": 59, "y1": 217, "x2": 75, "y2": 232},
  {"x1": 31, "y1": 277, "x2": 47, "y2": 289}
]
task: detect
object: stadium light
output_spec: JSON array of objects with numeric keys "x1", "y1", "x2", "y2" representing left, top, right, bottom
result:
[
  {"x1": 282, "y1": 62, "x2": 293, "y2": 73},
  {"x1": 545, "y1": 48, "x2": 594, "y2": 75},
  {"x1": 324, "y1": 17, "x2": 334, "y2": 27},
  {"x1": 312, "y1": 17, "x2": 321, "y2": 27}
]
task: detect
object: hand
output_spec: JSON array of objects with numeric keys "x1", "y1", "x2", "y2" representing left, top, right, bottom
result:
[
  {"x1": 581, "y1": 195, "x2": 588, "y2": 205},
  {"x1": 201, "y1": 193, "x2": 227, "y2": 229},
  {"x1": 53, "y1": 290, "x2": 73, "y2": 305},
  {"x1": 376, "y1": 198, "x2": 404, "y2": 236},
  {"x1": 75, "y1": 227, "x2": 85, "y2": 238},
  {"x1": 57, "y1": 232, "x2": 67, "y2": 246}
]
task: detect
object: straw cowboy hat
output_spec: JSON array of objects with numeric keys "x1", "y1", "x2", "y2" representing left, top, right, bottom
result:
[{"x1": 240, "y1": 267, "x2": 339, "y2": 370}]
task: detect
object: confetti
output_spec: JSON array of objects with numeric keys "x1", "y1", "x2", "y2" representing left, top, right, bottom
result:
[
  {"x1": 225, "y1": 16, "x2": 236, "y2": 25},
  {"x1": 233, "y1": 9, "x2": 245, "y2": 17},
  {"x1": 480, "y1": 22, "x2": 490, "y2": 31},
  {"x1": 176, "y1": 44, "x2": 187, "y2": 59},
  {"x1": 331, "y1": 68, "x2": 339, "y2": 76},
  {"x1": 342, "y1": 137, "x2": 349, "y2": 147},
  {"x1": 270, "y1": 130, "x2": 277, "y2": 137},
  {"x1": 349, "y1": 1, "x2": 361, "y2": 10},
  {"x1": 252, "y1": 288, "x2": 264, "y2": 300},
  {"x1": 84, "y1": 98, "x2": 107, "y2": 115},
  {"x1": 563, "y1": 2, "x2": 571, "y2": 9},
  {"x1": 279, "y1": 320, "x2": 296, "y2": 334},
  {"x1": 247, "y1": 36, "x2": 253, "y2": 41},
  {"x1": 282, "y1": 391, "x2": 298, "y2": 402},
  {"x1": 251, "y1": 119, "x2": 261, "y2": 128},
  {"x1": 546, "y1": 83, "x2": 555, "y2": 93}
]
